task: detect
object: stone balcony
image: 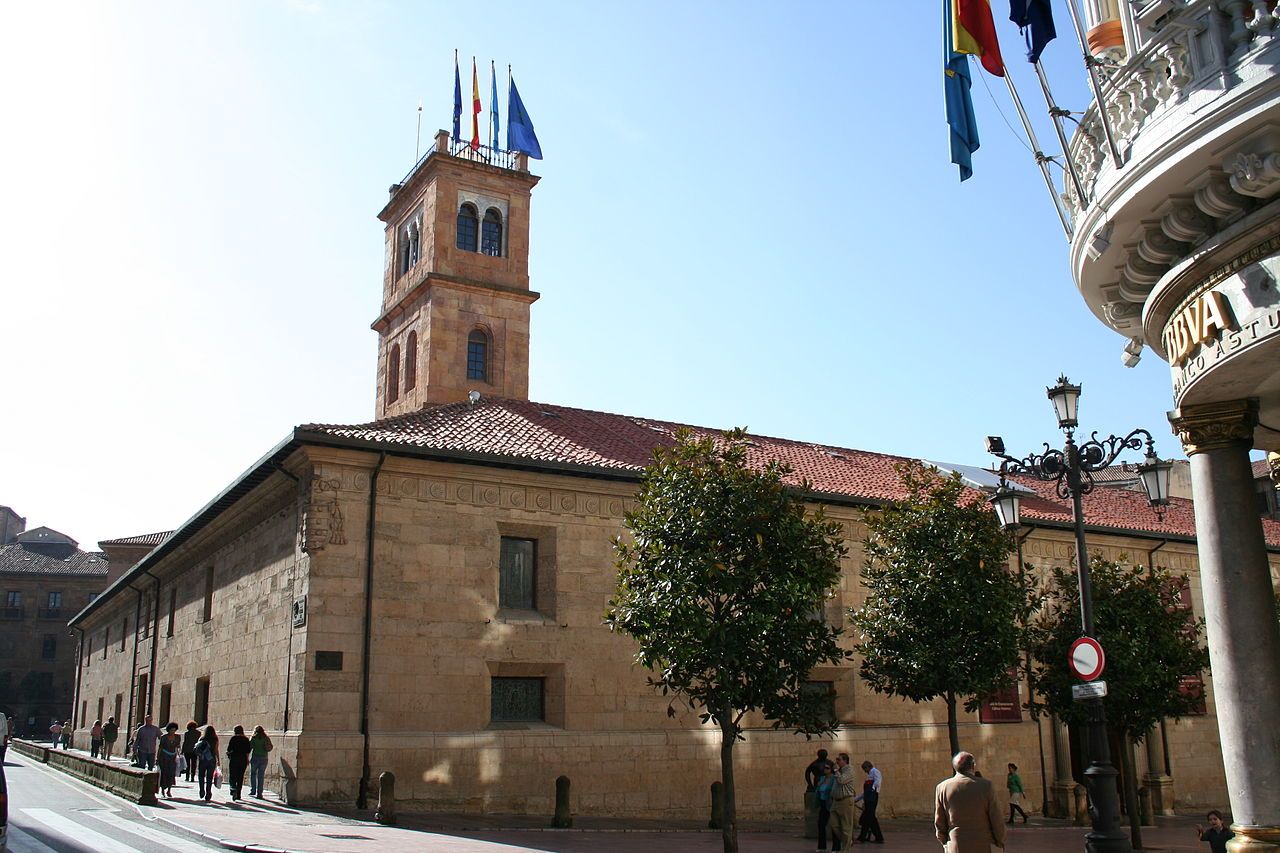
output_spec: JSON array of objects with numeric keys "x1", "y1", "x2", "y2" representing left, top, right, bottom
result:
[{"x1": 1065, "y1": 0, "x2": 1280, "y2": 341}]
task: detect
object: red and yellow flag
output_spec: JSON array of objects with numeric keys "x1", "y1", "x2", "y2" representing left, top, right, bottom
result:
[
  {"x1": 952, "y1": 0, "x2": 1005, "y2": 77},
  {"x1": 471, "y1": 58, "x2": 482, "y2": 150}
]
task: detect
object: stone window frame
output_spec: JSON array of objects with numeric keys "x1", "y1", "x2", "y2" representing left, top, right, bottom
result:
[
  {"x1": 201, "y1": 566, "x2": 215, "y2": 623},
  {"x1": 806, "y1": 665, "x2": 856, "y2": 724},
  {"x1": 397, "y1": 211, "x2": 421, "y2": 278},
  {"x1": 167, "y1": 587, "x2": 177, "y2": 637},
  {"x1": 404, "y1": 330, "x2": 418, "y2": 392},
  {"x1": 40, "y1": 634, "x2": 56, "y2": 660},
  {"x1": 387, "y1": 343, "x2": 401, "y2": 403},
  {"x1": 481, "y1": 207, "x2": 504, "y2": 257},
  {"x1": 485, "y1": 661, "x2": 565, "y2": 729},
  {"x1": 466, "y1": 327, "x2": 490, "y2": 382},
  {"x1": 494, "y1": 521, "x2": 557, "y2": 622}
]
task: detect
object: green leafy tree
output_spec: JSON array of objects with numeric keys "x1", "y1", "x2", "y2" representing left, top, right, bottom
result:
[
  {"x1": 1028, "y1": 557, "x2": 1209, "y2": 848},
  {"x1": 851, "y1": 461, "x2": 1032, "y2": 757},
  {"x1": 606, "y1": 429, "x2": 848, "y2": 853}
]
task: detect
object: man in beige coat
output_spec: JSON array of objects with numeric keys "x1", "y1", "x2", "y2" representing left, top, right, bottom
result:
[{"x1": 935, "y1": 752, "x2": 1006, "y2": 853}]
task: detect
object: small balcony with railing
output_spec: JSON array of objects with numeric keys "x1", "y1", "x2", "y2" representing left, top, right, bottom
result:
[
  {"x1": 1066, "y1": 0, "x2": 1280, "y2": 336},
  {"x1": 1, "y1": 605, "x2": 25, "y2": 620},
  {"x1": 390, "y1": 131, "x2": 530, "y2": 199}
]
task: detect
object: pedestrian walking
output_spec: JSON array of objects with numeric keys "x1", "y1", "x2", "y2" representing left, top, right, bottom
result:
[
  {"x1": 60, "y1": 720, "x2": 72, "y2": 749},
  {"x1": 157, "y1": 723, "x2": 181, "y2": 798},
  {"x1": 248, "y1": 725, "x2": 273, "y2": 798},
  {"x1": 1006, "y1": 763, "x2": 1028, "y2": 824},
  {"x1": 133, "y1": 714, "x2": 162, "y2": 771},
  {"x1": 1197, "y1": 810, "x2": 1235, "y2": 853},
  {"x1": 814, "y1": 761, "x2": 839, "y2": 852},
  {"x1": 226, "y1": 725, "x2": 251, "y2": 801},
  {"x1": 855, "y1": 760, "x2": 884, "y2": 843},
  {"x1": 181, "y1": 721, "x2": 199, "y2": 782},
  {"x1": 194, "y1": 725, "x2": 219, "y2": 802},
  {"x1": 48, "y1": 720, "x2": 62, "y2": 748},
  {"x1": 829, "y1": 753, "x2": 858, "y2": 853},
  {"x1": 90, "y1": 719, "x2": 103, "y2": 758},
  {"x1": 935, "y1": 752, "x2": 1006, "y2": 853},
  {"x1": 101, "y1": 717, "x2": 119, "y2": 761}
]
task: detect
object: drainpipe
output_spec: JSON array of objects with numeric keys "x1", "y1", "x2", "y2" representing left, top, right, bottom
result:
[
  {"x1": 356, "y1": 452, "x2": 387, "y2": 810},
  {"x1": 274, "y1": 462, "x2": 301, "y2": 734},
  {"x1": 143, "y1": 569, "x2": 162, "y2": 717},
  {"x1": 71, "y1": 627, "x2": 84, "y2": 729}
]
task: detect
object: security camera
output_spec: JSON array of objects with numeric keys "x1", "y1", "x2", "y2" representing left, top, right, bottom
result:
[{"x1": 1121, "y1": 337, "x2": 1142, "y2": 368}]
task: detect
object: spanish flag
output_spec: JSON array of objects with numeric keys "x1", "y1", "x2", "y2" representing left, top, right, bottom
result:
[
  {"x1": 470, "y1": 58, "x2": 482, "y2": 150},
  {"x1": 951, "y1": 0, "x2": 1005, "y2": 77}
]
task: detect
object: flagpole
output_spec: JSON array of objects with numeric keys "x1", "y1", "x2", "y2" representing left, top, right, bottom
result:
[
  {"x1": 415, "y1": 100, "x2": 423, "y2": 160},
  {"x1": 1001, "y1": 65, "x2": 1073, "y2": 239},
  {"x1": 1063, "y1": 0, "x2": 1123, "y2": 168},
  {"x1": 1033, "y1": 61, "x2": 1088, "y2": 206}
]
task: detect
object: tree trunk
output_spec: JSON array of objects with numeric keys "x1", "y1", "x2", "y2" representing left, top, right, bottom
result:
[
  {"x1": 1118, "y1": 732, "x2": 1143, "y2": 850},
  {"x1": 719, "y1": 716, "x2": 738, "y2": 853},
  {"x1": 946, "y1": 690, "x2": 961, "y2": 758}
]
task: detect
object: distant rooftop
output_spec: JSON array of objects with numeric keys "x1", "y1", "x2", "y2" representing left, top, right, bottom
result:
[{"x1": 99, "y1": 531, "x2": 173, "y2": 548}]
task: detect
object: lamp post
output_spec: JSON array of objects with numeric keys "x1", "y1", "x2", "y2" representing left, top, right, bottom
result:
[{"x1": 986, "y1": 376, "x2": 1172, "y2": 853}]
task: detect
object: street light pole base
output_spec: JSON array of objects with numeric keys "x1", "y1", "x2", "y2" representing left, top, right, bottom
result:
[{"x1": 1083, "y1": 757, "x2": 1131, "y2": 853}]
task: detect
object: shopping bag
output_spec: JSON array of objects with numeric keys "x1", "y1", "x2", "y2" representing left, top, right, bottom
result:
[
  {"x1": 213, "y1": 767, "x2": 223, "y2": 789},
  {"x1": 176, "y1": 754, "x2": 186, "y2": 774}
]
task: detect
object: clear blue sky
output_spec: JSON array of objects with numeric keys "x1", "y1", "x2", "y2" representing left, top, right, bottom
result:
[{"x1": 2, "y1": 2, "x2": 1185, "y2": 547}]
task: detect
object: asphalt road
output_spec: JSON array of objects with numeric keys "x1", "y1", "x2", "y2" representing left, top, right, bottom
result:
[{"x1": 2, "y1": 753, "x2": 221, "y2": 853}]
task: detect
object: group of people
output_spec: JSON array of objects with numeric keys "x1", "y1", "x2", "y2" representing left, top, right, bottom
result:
[
  {"x1": 81, "y1": 715, "x2": 274, "y2": 802},
  {"x1": 806, "y1": 750, "x2": 883, "y2": 852}
]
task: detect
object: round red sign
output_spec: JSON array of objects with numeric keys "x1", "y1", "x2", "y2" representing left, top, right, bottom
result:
[{"x1": 1069, "y1": 636, "x2": 1106, "y2": 681}]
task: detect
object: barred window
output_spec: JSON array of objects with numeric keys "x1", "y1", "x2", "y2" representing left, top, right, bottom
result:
[{"x1": 491, "y1": 677, "x2": 544, "y2": 722}]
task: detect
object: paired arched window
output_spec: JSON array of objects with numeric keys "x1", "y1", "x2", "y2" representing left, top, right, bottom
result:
[
  {"x1": 456, "y1": 203, "x2": 504, "y2": 256},
  {"x1": 467, "y1": 329, "x2": 489, "y2": 381},
  {"x1": 404, "y1": 331, "x2": 418, "y2": 392},
  {"x1": 387, "y1": 343, "x2": 401, "y2": 403},
  {"x1": 398, "y1": 218, "x2": 420, "y2": 277},
  {"x1": 481, "y1": 209, "x2": 503, "y2": 256},
  {"x1": 456, "y1": 203, "x2": 479, "y2": 251}
]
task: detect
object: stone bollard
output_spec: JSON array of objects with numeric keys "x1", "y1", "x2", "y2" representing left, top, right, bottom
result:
[
  {"x1": 1073, "y1": 784, "x2": 1090, "y2": 826},
  {"x1": 709, "y1": 781, "x2": 724, "y2": 829},
  {"x1": 375, "y1": 771, "x2": 396, "y2": 825},
  {"x1": 552, "y1": 775, "x2": 572, "y2": 828},
  {"x1": 804, "y1": 789, "x2": 818, "y2": 839},
  {"x1": 1138, "y1": 786, "x2": 1154, "y2": 826}
]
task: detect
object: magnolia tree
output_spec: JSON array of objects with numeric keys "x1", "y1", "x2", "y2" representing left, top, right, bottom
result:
[
  {"x1": 851, "y1": 462, "x2": 1034, "y2": 757},
  {"x1": 606, "y1": 429, "x2": 847, "y2": 853}
]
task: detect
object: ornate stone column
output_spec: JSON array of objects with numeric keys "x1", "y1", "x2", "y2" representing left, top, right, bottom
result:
[
  {"x1": 1050, "y1": 714, "x2": 1076, "y2": 819},
  {"x1": 1169, "y1": 399, "x2": 1280, "y2": 853},
  {"x1": 1144, "y1": 724, "x2": 1174, "y2": 815}
]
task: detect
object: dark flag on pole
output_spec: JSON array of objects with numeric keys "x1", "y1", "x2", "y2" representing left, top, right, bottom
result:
[
  {"x1": 1009, "y1": 0, "x2": 1056, "y2": 63},
  {"x1": 506, "y1": 73, "x2": 543, "y2": 160},
  {"x1": 452, "y1": 53, "x2": 462, "y2": 143}
]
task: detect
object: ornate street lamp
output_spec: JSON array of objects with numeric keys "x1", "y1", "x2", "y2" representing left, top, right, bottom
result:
[{"x1": 986, "y1": 377, "x2": 1171, "y2": 853}]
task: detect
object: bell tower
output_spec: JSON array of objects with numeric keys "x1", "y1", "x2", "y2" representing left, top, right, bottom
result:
[{"x1": 372, "y1": 131, "x2": 540, "y2": 418}]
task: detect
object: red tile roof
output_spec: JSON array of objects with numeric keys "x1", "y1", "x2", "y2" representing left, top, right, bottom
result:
[
  {"x1": 98, "y1": 531, "x2": 173, "y2": 548},
  {"x1": 302, "y1": 396, "x2": 1280, "y2": 548}
]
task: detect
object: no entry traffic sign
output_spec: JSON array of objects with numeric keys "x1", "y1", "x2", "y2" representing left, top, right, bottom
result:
[{"x1": 1069, "y1": 636, "x2": 1106, "y2": 681}]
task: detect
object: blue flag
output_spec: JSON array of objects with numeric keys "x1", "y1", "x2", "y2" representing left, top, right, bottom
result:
[
  {"x1": 506, "y1": 75, "x2": 543, "y2": 160},
  {"x1": 1009, "y1": 0, "x2": 1056, "y2": 63},
  {"x1": 490, "y1": 62, "x2": 500, "y2": 151},
  {"x1": 452, "y1": 55, "x2": 462, "y2": 143},
  {"x1": 944, "y1": 1, "x2": 980, "y2": 181}
]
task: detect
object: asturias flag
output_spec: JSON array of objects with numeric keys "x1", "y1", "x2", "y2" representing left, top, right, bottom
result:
[
  {"x1": 506, "y1": 75, "x2": 543, "y2": 160},
  {"x1": 1009, "y1": 0, "x2": 1057, "y2": 63},
  {"x1": 471, "y1": 58, "x2": 481, "y2": 150},
  {"x1": 952, "y1": 0, "x2": 1005, "y2": 77},
  {"x1": 452, "y1": 55, "x2": 462, "y2": 143},
  {"x1": 945, "y1": 0, "x2": 981, "y2": 181},
  {"x1": 490, "y1": 61, "x2": 500, "y2": 152}
]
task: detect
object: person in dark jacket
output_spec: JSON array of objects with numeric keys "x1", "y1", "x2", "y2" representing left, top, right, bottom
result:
[
  {"x1": 181, "y1": 721, "x2": 200, "y2": 782},
  {"x1": 226, "y1": 726, "x2": 251, "y2": 801},
  {"x1": 194, "y1": 725, "x2": 219, "y2": 802},
  {"x1": 101, "y1": 717, "x2": 119, "y2": 761},
  {"x1": 1197, "y1": 810, "x2": 1235, "y2": 853}
]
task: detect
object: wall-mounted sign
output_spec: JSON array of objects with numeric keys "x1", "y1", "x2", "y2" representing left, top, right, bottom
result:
[{"x1": 1163, "y1": 291, "x2": 1236, "y2": 367}]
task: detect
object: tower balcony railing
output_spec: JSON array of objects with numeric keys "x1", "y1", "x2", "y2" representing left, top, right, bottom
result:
[
  {"x1": 1066, "y1": 0, "x2": 1280, "y2": 217},
  {"x1": 393, "y1": 131, "x2": 529, "y2": 193}
]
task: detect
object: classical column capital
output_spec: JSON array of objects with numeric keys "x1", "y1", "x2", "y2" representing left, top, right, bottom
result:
[{"x1": 1167, "y1": 399, "x2": 1258, "y2": 455}]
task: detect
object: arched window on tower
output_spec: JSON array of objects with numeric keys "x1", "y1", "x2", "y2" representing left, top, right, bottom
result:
[
  {"x1": 387, "y1": 343, "x2": 401, "y2": 403},
  {"x1": 467, "y1": 329, "x2": 489, "y2": 382},
  {"x1": 481, "y1": 208, "x2": 503, "y2": 256},
  {"x1": 456, "y1": 203, "x2": 479, "y2": 252},
  {"x1": 404, "y1": 331, "x2": 418, "y2": 392}
]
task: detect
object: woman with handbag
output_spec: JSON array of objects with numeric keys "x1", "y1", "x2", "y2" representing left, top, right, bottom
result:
[
  {"x1": 157, "y1": 723, "x2": 182, "y2": 798},
  {"x1": 248, "y1": 726, "x2": 273, "y2": 798},
  {"x1": 194, "y1": 725, "x2": 219, "y2": 802}
]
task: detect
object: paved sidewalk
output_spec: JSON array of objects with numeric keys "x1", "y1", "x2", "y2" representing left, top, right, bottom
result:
[{"x1": 46, "y1": 746, "x2": 1214, "y2": 853}]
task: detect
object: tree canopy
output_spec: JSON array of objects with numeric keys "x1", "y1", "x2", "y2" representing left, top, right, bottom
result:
[
  {"x1": 851, "y1": 461, "x2": 1032, "y2": 756},
  {"x1": 606, "y1": 428, "x2": 847, "y2": 853}
]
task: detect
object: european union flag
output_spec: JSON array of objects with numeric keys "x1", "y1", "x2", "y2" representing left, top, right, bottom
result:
[
  {"x1": 507, "y1": 76, "x2": 543, "y2": 160},
  {"x1": 452, "y1": 55, "x2": 462, "y2": 143},
  {"x1": 1010, "y1": 0, "x2": 1056, "y2": 63},
  {"x1": 945, "y1": 2, "x2": 980, "y2": 181}
]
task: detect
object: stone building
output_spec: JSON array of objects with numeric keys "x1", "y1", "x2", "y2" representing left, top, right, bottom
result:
[
  {"x1": 1061, "y1": 2, "x2": 1280, "y2": 846},
  {"x1": 69, "y1": 133, "x2": 1280, "y2": 818},
  {"x1": 0, "y1": 512, "x2": 108, "y2": 737}
]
